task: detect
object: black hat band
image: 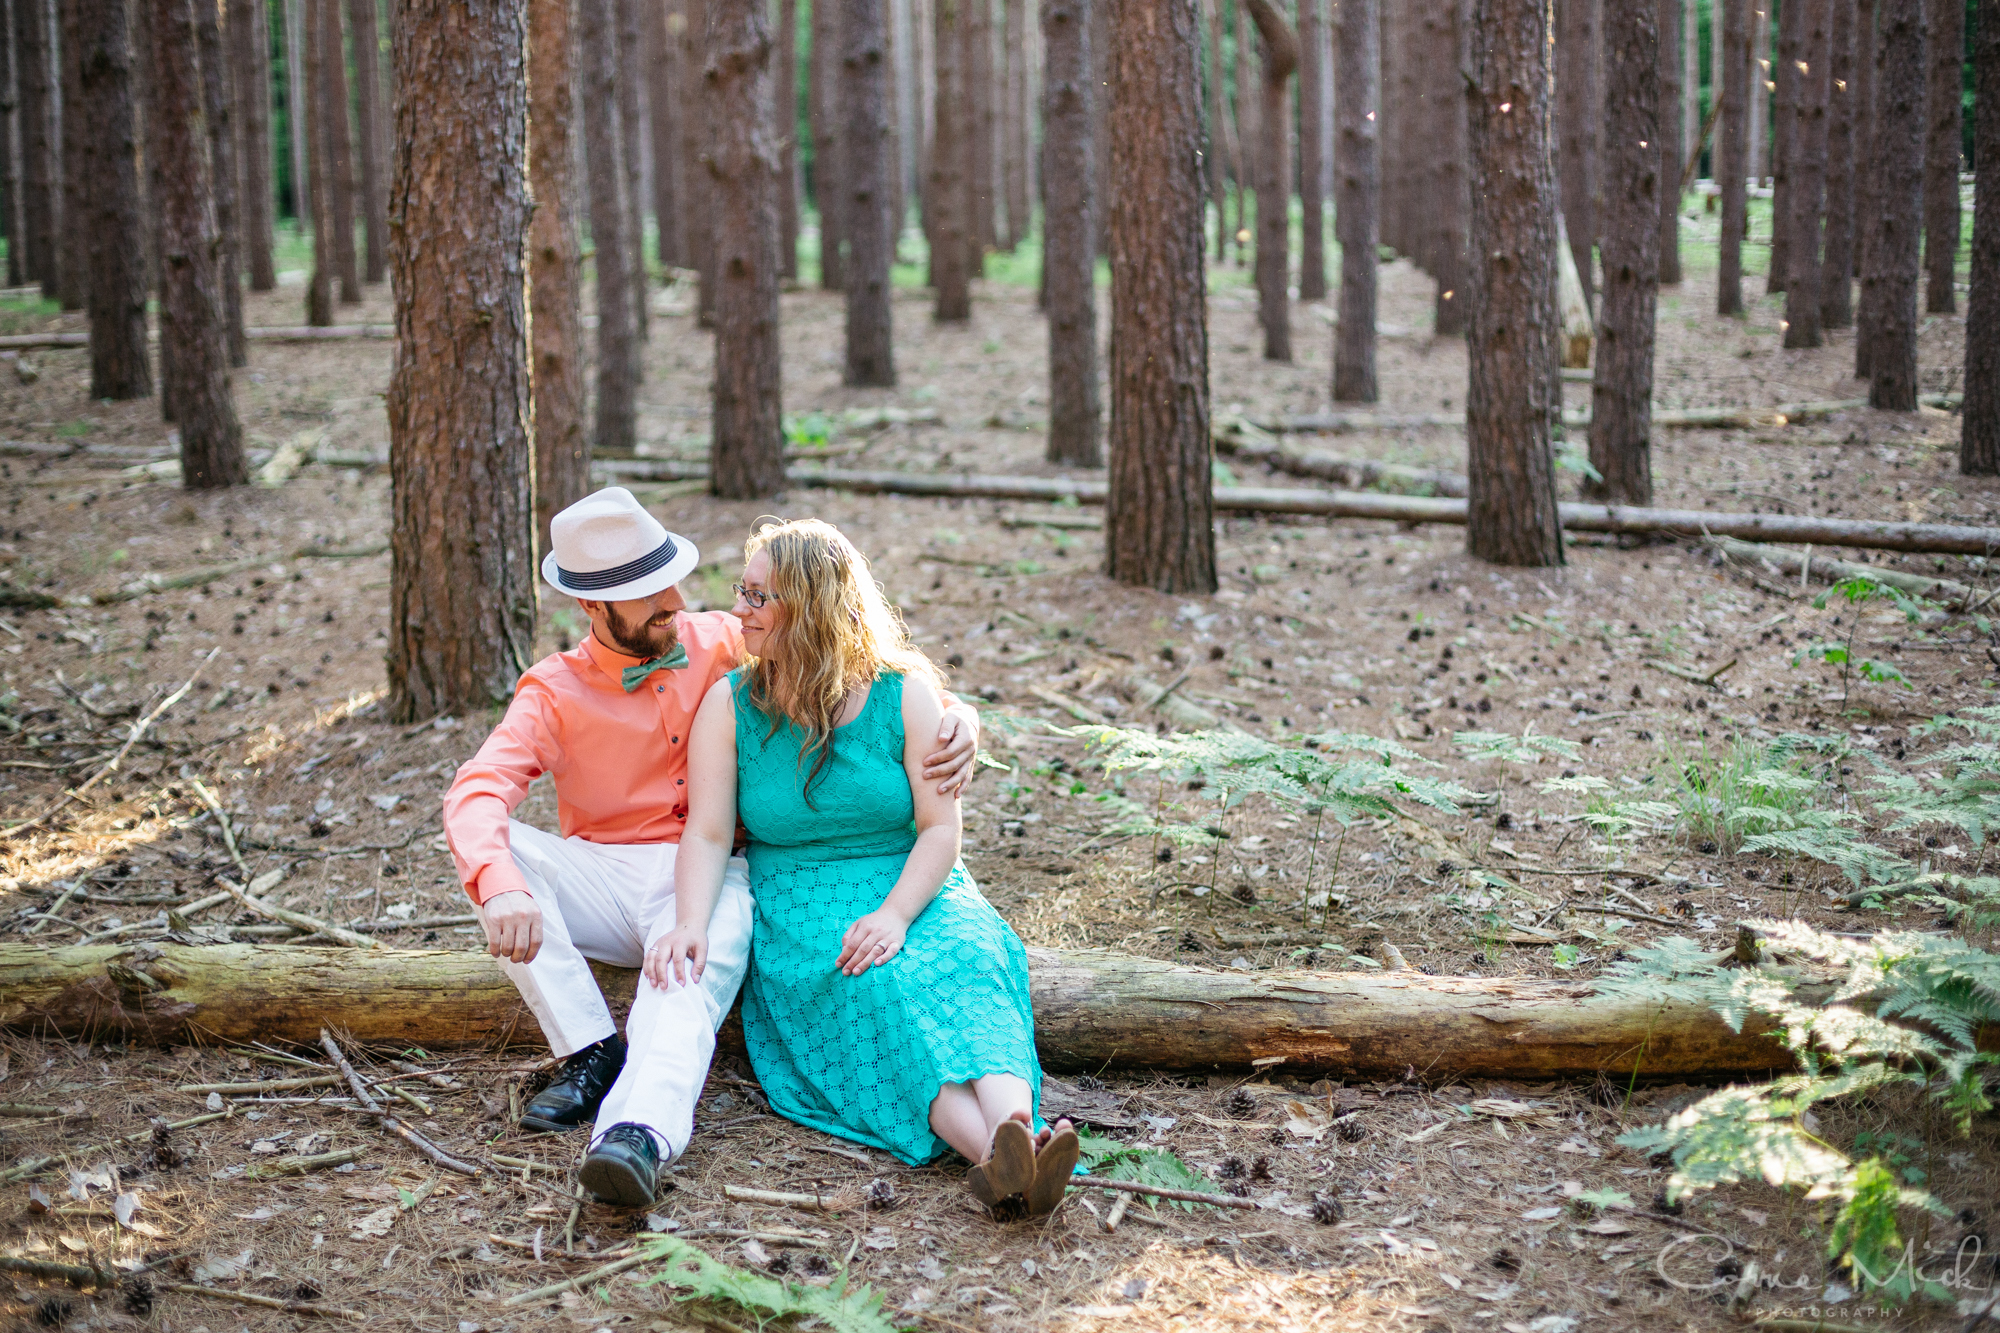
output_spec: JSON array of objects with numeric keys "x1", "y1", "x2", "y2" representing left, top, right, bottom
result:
[{"x1": 557, "y1": 535, "x2": 679, "y2": 591}]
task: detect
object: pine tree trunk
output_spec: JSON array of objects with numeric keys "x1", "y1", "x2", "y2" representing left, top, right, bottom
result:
[
  {"x1": 581, "y1": 0, "x2": 640, "y2": 452},
  {"x1": 284, "y1": 0, "x2": 309, "y2": 226},
  {"x1": 1332, "y1": 0, "x2": 1378, "y2": 402},
  {"x1": 154, "y1": 0, "x2": 247, "y2": 488},
  {"x1": 1089, "y1": 0, "x2": 1106, "y2": 256},
  {"x1": 231, "y1": 0, "x2": 276, "y2": 290},
  {"x1": 1432, "y1": 0, "x2": 1471, "y2": 336},
  {"x1": 346, "y1": 0, "x2": 386, "y2": 284},
  {"x1": 810, "y1": 0, "x2": 845, "y2": 288},
  {"x1": 1555, "y1": 0, "x2": 1598, "y2": 311},
  {"x1": 78, "y1": 0, "x2": 151, "y2": 400},
  {"x1": 1852, "y1": 0, "x2": 1875, "y2": 286},
  {"x1": 1373, "y1": 0, "x2": 1395, "y2": 252},
  {"x1": 1000, "y1": 0, "x2": 1025, "y2": 249},
  {"x1": 773, "y1": 0, "x2": 798, "y2": 277},
  {"x1": 1749, "y1": 0, "x2": 1768, "y2": 182},
  {"x1": 1768, "y1": 0, "x2": 1803, "y2": 292},
  {"x1": 1857, "y1": 0, "x2": 1922, "y2": 409},
  {"x1": 1585, "y1": 0, "x2": 1658, "y2": 506},
  {"x1": 1204, "y1": 0, "x2": 1227, "y2": 262},
  {"x1": 615, "y1": 0, "x2": 649, "y2": 339},
  {"x1": 707, "y1": 0, "x2": 785, "y2": 496},
  {"x1": 1656, "y1": 0, "x2": 1683, "y2": 284},
  {"x1": 678, "y1": 0, "x2": 714, "y2": 323},
  {"x1": 1297, "y1": 0, "x2": 1325, "y2": 301},
  {"x1": 1231, "y1": 2, "x2": 1256, "y2": 269},
  {"x1": 1243, "y1": 0, "x2": 1295, "y2": 363},
  {"x1": 1922, "y1": 0, "x2": 1960, "y2": 313},
  {"x1": 649, "y1": 0, "x2": 683, "y2": 269},
  {"x1": 1, "y1": 0, "x2": 21, "y2": 290},
  {"x1": 58, "y1": 0, "x2": 87, "y2": 311},
  {"x1": 303, "y1": 0, "x2": 333, "y2": 324},
  {"x1": 15, "y1": 0, "x2": 53, "y2": 292},
  {"x1": 1965, "y1": 0, "x2": 1998, "y2": 474},
  {"x1": 317, "y1": 0, "x2": 359, "y2": 302},
  {"x1": 195, "y1": 0, "x2": 245, "y2": 368},
  {"x1": 840, "y1": 0, "x2": 894, "y2": 383},
  {"x1": 1042, "y1": 0, "x2": 1096, "y2": 466},
  {"x1": 530, "y1": 0, "x2": 589, "y2": 545},
  {"x1": 966, "y1": 0, "x2": 994, "y2": 258},
  {"x1": 1819, "y1": 0, "x2": 1857, "y2": 327},
  {"x1": 1105, "y1": 0, "x2": 1213, "y2": 595},
  {"x1": 1781, "y1": 0, "x2": 1830, "y2": 346},
  {"x1": 1466, "y1": 0, "x2": 1563, "y2": 567},
  {"x1": 927, "y1": 0, "x2": 969, "y2": 317},
  {"x1": 1717, "y1": 0, "x2": 1749, "y2": 314},
  {"x1": 387, "y1": 0, "x2": 536, "y2": 722}
]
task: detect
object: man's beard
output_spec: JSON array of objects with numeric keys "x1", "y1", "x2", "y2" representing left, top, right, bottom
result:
[{"x1": 604, "y1": 603, "x2": 678, "y2": 659}]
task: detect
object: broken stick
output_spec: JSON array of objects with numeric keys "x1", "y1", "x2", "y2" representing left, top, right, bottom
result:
[
  {"x1": 318, "y1": 1029, "x2": 479, "y2": 1176},
  {"x1": 1068, "y1": 1175, "x2": 1259, "y2": 1209}
]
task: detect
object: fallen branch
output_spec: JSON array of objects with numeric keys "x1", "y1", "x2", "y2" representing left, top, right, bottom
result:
[
  {"x1": 1644, "y1": 658, "x2": 1736, "y2": 687},
  {"x1": 178, "y1": 1074, "x2": 344, "y2": 1095},
  {"x1": 217, "y1": 878, "x2": 379, "y2": 950},
  {"x1": 86, "y1": 543, "x2": 388, "y2": 605},
  {"x1": 0, "y1": 325, "x2": 391, "y2": 350},
  {"x1": 1215, "y1": 423, "x2": 1468, "y2": 496},
  {"x1": 0, "y1": 1103, "x2": 83, "y2": 1118},
  {"x1": 0, "y1": 1254, "x2": 126, "y2": 1287},
  {"x1": 158, "y1": 1282, "x2": 365, "y2": 1320},
  {"x1": 500, "y1": 1251, "x2": 655, "y2": 1307},
  {"x1": 491, "y1": 1154, "x2": 567, "y2": 1176},
  {"x1": 1705, "y1": 536, "x2": 1994, "y2": 613},
  {"x1": 0, "y1": 1108, "x2": 233, "y2": 1185},
  {"x1": 721, "y1": 1183, "x2": 859, "y2": 1213},
  {"x1": 246, "y1": 1147, "x2": 364, "y2": 1178},
  {"x1": 1068, "y1": 1176, "x2": 1258, "y2": 1210},
  {"x1": 1265, "y1": 393, "x2": 1962, "y2": 435},
  {"x1": 319, "y1": 1029, "x2": 478, "y2": 1176}
]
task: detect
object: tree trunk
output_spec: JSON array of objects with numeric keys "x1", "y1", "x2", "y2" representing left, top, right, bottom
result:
[
  {"x1": 1585, "y1": 0, "x2": 1659, "y2": 507},
  {"x1": 1373, "y1": 0, "x2": 1395, "y2": 252},
  {"x1": 773, "y1": 0, "x2": 798, "y2": 277},
  {"x1": 1768, "y1": 0, "x2": 1803, "y2": 292},
  {"x1": 1244, "y1": 0, "x2": 1296, "y2": 364},
  {"x1": 966, "y1": 0, "x2": 994, "y2": 258},
  {"x1": 0, "y1": 941, "x2": 1836, "y2": 1080},
  {"x1": 1857, "y1": 0, "x2": 1922, "y2": 410},
  {"x1": 1852, "y1": 0, "x2": 1876, "y2": 286},
  {"x1": 14, "y1": 0, "x2": 52, "y2": 291},
  {"x1": 1042, "y1": 0, "x2": 1096, "y2": 466},
  {"x1": 1105, "y1": 0, "x2": 1213, "y2": 595},
  {"x1": 1001, "y1": 0, "x2": 1026, "y2": 249},
  {"x1": 57, "y1": 0, "x2": 87, "y2": 310},
  {"x1": 649, "y1": 0, "x2": 683, "y2": 269},
  {"x1": 231, "y1": 0, "x2": 275, "y2": 290},
  {"x1": 1, "y1": 0, "x2": 19, "y2": 290},
  {"x1": 154, "y1": 0, "x2": 247, "y2": 488},
  {"x1": 615, "y1": 0, "x2": 649, "y2": 338},
  {"x1": 1749, "y1": 0, "x2": 1769, "y2": 184},
  {"x1": 1922, "y1": 0, "x2": 1961, "y2": 313},
  {"x1": 810, "y1": 0, "x2": 845, "y2": 287},
  {"x1": 1088, "y1": 0, "x2": 1106, "y2": 256},
  {"x1": 303, "y1": 0, "x2": 333, "y2": 324},
  {"x1": 1819, "y1": 0, "x2": 1857, "y2": 328},
  {"x1": 1204, "y1": 0, "x2": 1227, "y2": 263},
  {"x1": 927, "y1": 0, "x2": 968, "y2": 317},
  {"x1": 78, "y1": 0, "x2": 151, "y2": 400},
  {"x1": 194, "y1": 0, "x2": 245, "y2": 368},
  {"x1": 345, "y1": 0, "x2": 386, "y2": 283},
  {"x1": 1781, "y1": 0, "x2": 1830, "y2": 347},
  {"x1": 386, "y1": 0, "x2": 537, "y2": 723},
  {"x1": 1432, "y1": 0, "x2": 1470, "y2": 335},
  {"x1": 581, "y1": 0, "x2": 640, "y2": 453},
  {"x1": 1964, "y1": 0, "x2": 1998, "y2": 475},
  {"x1": 1717, "y1": 0, "x2": 1749, "y2": 313},
  {"x1": 1333, "y1": 0, "x2": 1378, "y2": 402},
  {"x1": 707, "y1": 0, "x2": 785, "y2": 496},
  {"x1": 285, "y1": 0, "x2": 309, "y2": 226},
  {"x1": 317, "y1": 0, "x2": 359, "y2": 301},
  {"x1": 1656, "y1": 0, "x2": 1683, "y2": 284},
  {"x1": 1466, "y1": 0, "x2": 1562, "y2": 567},
  {"x1": 1233, "y1": 0, "x2": 1255, "y2": 267},
  {"x1": 530, "y1": 0, "x2": 589, "y2": 546},
  {"x1": 839, "y1": 0, "x2": 894, "y2": 384},
  {"x1": 1297, "y1": 0, "x2": 1325, "y2": 300},
  {"x1": 678, "y1": 0, "x2": 714, "y2": 322},
  {"x1": 1555, "y1": 0, "x2": 1599, "y2": 311}
]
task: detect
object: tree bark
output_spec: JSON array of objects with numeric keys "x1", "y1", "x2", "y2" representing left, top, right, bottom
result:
[
  {"x1": 1962, "y1": 0, "x2": 1998, "y2": 475},
  {"x1": 678, "y1": 0, "x2": 714, "y2": 322},
  {"x1": 810, "y1": 0, "x2": 845, "y2": 287},
  {"x1": 231, "y1": 0, "x2": 275, "y2": 290},
  {"x1": 1922, "y1": 0, "x2": 1961, "y2": 312},
  {"x1": 1466, "y1": 0, "x2": 1562, "y2": 568},
  {"x1": 773, "y1": 0, "x2": 798, "y2": 277},
  {"x1": 1856, "y1": 0, "x2": 1922, "y2": 410},
  {"x1": 966, "y1": 0, "x2": 994, "y2": 258},
  {"x1": 927, "y1": 0, "x2": 968, "y2": 318},
  {"x1": 580, "y1": 0, "x2": 640, "y2": 453},
  {"x1": 154, "y1": 0, "x2": 247, "y2": 488},
  {"x1": 1750, "y1": 0, "x2": 1769, "y2": 185},
  {"x1": 1585, "y1": 0, "x2": 1659, "y2": 507},
  {"x1": 317, "y1": 0, "x2": 359, "y2": 301},
  {"x1": 1718, "y1": 0, "x2": 1750, "y2": 313},
  {"x1": 1657, "y1": 0, "x2": 1683, "y2": 284},
  {"x1": 1432, "y1": 0, "x2": 1470, "y2": 335},
  {"x1": 1297, "y1": 0, "x2": 1325, "y2": 301},
  {"x1": 386, "y1": 0, "x2": 538, "y2": 722},
  {"x1": 346, "y1": 0, "x2": 386, "y2": 284},
  {"x1": 14, "y1": 0, "x2": 52, "y2": 291},
  {"x1": 1233, "y1": 0, "x2": 1255, "y2": 267},
  {"x1": 615, "y1": 0, "x2": 649, "y2": 338},
  {"x1": 1105, "y1": 0, "x2": 1213, "y2": 595},
  {"x1": 1243, "y1": 0, "x2": 1296, "y2": 364},
  {"x1": 1768, "y1": 0, "x2": 1803, "y2": 292},
  {"x1": 649, "y1": 0, "x2": 683, "y2": 268},
  {"x1": 1819, "y1": 0, "x2": 1857, "y2": 328},
  {"x1": 79, "y1": 0, "x2": 151, "y2": 400},
  {"x1": 0, "y1": 0, "x2": 20, "y2": 290},
  {"x1": 285, "y1": 0, "x2": 309, "y2": 226},
  {"x1": 1001, "y1": 0, "x2": 1026, "y2": 249},
  {"x1": 840, "y1": 0, "x2": 894, "y2": 384},
  {"x1": 303, "y1": 0, "x2": 333, "y2": 324},
  {"x1": 1555, "y1": 0, "x2": 1599, "y2": 311},
  {"x1": 1852, "y1": 0, "x2": 1876, "y2": 286},
  {"x1": 1332, "y1": 0, "x2": 1378, "y2": 402},
  {"x1": 529, "y1": 0, "x2": 589, "y2": 546},
  {"x1": 1782, "y1": 0, "x2": 1832, "y2": 348},
  {"x1": 57, "y1": 0, "x2": 87, "y2": 310},
  {"x1": 706, "y1": 0, "x2": 784, "y2": 496},
  {"x1": 1204, "y1": 0, "x2": 1228, "y2": 263},
  {"x1": 1042, "y1": 0, "x2": 1096, "y2": 466},
  {"x1": 195, "y1": 0, "x2": 246, "y2": 368}
]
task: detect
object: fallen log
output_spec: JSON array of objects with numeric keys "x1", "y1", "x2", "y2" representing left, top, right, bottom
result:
[
  {"x1": 0, "y1": 942, "x2": 1810, "y2": 1080},
  {"x1": 1704, "y1": 536, "x2": 1994, "y2": 612},
  {"x1": 1267, "y1": 393, "x2": 1961, "y2": 435},
  {"x1": 1215, "y1": 427, "x2": 1469, "y2": 497},
  {"x1": 0, "y1": 325, "x2": 392, "y2": 350}
]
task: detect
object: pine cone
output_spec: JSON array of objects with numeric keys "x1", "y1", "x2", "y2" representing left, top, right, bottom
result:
[
  {"x1": 1179, "y1": 930, "x2": 1204, "y2": 952},
  {"x1": 1249, "y1": 1156, "x2": 1273, "y2": 1183},
  {"x1": 767, "y1": 1252, "x2": 792, "y2": 1275},
  {"x1": 1075, "y1": 1074, "x2": 1105, "y2": 1092},
  {"x1": 1225, "y1": 1181, "x2": 1251, "y2": 1198},
  {"x1": 1336, "y1": 1116, "x2": 1365, "y2": 1142},
  {"x1": 120, "y1": 1278, "x2": 154, "y2": 1318},
  {"x1": 867, "y1": 1178, "x2": 899, "y2": 1211},
  {"x1": 1267, "y1": 1127, "x2": 1287, "y2": 1146},
  {"x1": 1309, "y1": 1193, "x2": 1344, "y2": 1225},
  {"x1": 1217, "y1": 1157, "x2": 1245, "y2": 1180},
  {"x1": 802, "y1": 1254, "x2": 833, "y2": 1277},
  {"x1": 1226, "y1": 1087, "x2": 1255, "y2": 1118}
]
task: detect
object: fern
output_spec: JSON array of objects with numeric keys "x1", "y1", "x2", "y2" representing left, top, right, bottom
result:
[
  {"x1": 1086, "y1": 1145, "x2": 1218, "y2": 1211},
  {"x1": 635, "y1": 1235, "x2": 898, "y2": 1333},
  {"x1": 1453, "y1": 729, "x2": 1582, "y2": 765}
]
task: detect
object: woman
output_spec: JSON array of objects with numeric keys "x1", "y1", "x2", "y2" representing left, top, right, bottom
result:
[{"x1": 651, "y1": 518, "x2": 1076, "y2": 1215}]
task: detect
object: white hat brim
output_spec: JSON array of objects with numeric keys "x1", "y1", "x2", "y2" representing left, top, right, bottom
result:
[{"x1": 541, "y1": 536, "x2": 700, "y2": 603}]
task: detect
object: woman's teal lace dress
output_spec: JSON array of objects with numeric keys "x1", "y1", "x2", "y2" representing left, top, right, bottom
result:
[{"x1": 732, "y1": 668, "x2": 1043, "y2": 1165}]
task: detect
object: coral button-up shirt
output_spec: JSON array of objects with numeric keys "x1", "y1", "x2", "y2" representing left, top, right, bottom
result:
[{"x1": 442, "y1": 611, "x2": 745, "y2": 906}]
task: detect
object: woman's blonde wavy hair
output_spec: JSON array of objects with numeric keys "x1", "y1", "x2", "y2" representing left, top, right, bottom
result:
[{"x1": 741, "y1": 518, "x2": 943, "y2": 800}]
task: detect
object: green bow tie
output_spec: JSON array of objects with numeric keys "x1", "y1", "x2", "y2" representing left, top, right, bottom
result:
[{"x1": 620, "y1": 641, "x2": 689, "y2": 691}]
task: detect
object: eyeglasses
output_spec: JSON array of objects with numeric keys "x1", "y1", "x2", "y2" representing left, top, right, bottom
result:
[{"x1": 732, "y1": 584, "x2": 776, "y2": 609}]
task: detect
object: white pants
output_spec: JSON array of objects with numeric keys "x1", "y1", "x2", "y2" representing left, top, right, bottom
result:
[{"x1": 479, "y1": 820, "x2": 754, "y2": 1159}]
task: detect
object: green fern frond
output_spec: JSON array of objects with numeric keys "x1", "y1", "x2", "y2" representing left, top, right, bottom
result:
[
  {"x1": 1089, "y1": 1146, "x2": 1218, "y2": 1211},
  {"x1": 1452, "y1": 730, "x2": 1582, "y2": 764},
  {"x1": 636, "y1": 1236, "x2": 897, "y2": 1333}
]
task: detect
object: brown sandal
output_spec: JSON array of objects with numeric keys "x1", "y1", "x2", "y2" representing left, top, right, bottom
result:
[
  {"x1": 1025, "y1": 1121, "x2": 1080, "y2": 1217},
  {"x1": 984, "y1": 1119, "x2": 1036, "y2": 1199}
]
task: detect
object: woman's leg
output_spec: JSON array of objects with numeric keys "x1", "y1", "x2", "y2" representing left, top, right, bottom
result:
[
  {"x1": 928, "y1": 1081, "x2": 993, "y2": 1162},
  {"x1": 969, "y1": 1073, "x2": 1072, "y2": 1149}
]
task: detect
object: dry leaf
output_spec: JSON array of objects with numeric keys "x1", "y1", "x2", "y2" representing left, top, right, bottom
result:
[
  {"x1": 1554, "y1": 1138, "x2": 1600, "y2": 1157},
  {"x1": 1582, "y1": 1218, "x2": 1632, "y2": 1235},
  {"x1": 58, "y1": 1236, "x2": 88, "y2": 1253},
  {"x1": 863, "y1": 1229, "x2": 898, "y2": 1251},
  {"x1": 26, "y1": 1184, "x2": 50, "y2": 1214},
  {"x1": 741, "y1": 1238, "x2": 773, "y2": 1265},
  {"x1": 250, "y1": 1140, "x2": 281, "y2": 1154},
  {"x1": 191, "y1": 1249, "x2": 253, "y2": 1283},
  {"x1": 350, "y1": 1205, "x2": 400, "y2": 1239},
  {"x1": 1468, "y1": 1099, "x2": 1548, "y2": 1119},
  {"x1": 1438, "y1": 1272, "x2": 1463, "y2": 1290},
  {"x1": 1283, "y1": 1099, "x2": 1332, "y2": 1141},
  {"x1": 1740, "y1": 1206, "x2": 1769, "y2": 1227},
  {"x1": 1519, "y1": 1206, "x2": 1562, "y2": 1221}
]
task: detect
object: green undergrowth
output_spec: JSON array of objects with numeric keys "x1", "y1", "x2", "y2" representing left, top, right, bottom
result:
[{"x1": 635, "y1": 1234, "x2": 897, "y2": 1333}]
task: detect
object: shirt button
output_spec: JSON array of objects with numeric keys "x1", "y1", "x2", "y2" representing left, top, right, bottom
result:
[
  {"x1": 671, "y1": 736, "x2": 679, "y2": 744},
  {"x1": 677, "y1": 778, "x2": 684, "y2": 785},
  {"x1": 656, "y1": 685, "x2": 664, "y2": 693}
]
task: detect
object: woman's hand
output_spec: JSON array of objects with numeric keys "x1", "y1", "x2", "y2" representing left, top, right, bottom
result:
[
  {"x1": 836, "y1": 910, "x2": 909, "y2": 976},
  {"x1": 645, "y1": 925, "x2": 708, "y2": 990}
]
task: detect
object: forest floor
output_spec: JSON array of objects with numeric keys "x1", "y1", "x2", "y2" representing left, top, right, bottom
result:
[{"x1": 0, "y1": 218, "x2": 1996, "y2": 1333}]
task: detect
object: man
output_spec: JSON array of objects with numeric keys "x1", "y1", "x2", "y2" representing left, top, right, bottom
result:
[{"x1": 443, "y1": 488, "x2": 980, "y2": 1206}]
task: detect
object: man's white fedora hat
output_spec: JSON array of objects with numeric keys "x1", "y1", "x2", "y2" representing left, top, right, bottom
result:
[{"x1": 542, "y1": 487, "x2": 700, "y2": 602}]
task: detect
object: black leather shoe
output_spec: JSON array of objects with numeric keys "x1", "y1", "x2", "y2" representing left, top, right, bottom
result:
[
  {"x1": 519, "y1": 1035, "x2": 626, "y2": 1133},
  {"x1": 578, "y1": 1122, "x2": 661, "y2": 1207}
]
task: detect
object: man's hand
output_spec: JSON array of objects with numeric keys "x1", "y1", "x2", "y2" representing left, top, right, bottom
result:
[
  {"x1": 922, "y1": 700, "x2": 983, "y2": 797},
  {"x1": 645, "y1": 924, "x2": 708, "y2": 990},
  {"x1": 481, "y1": 890, "x2": 543, "y2": 965}
]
